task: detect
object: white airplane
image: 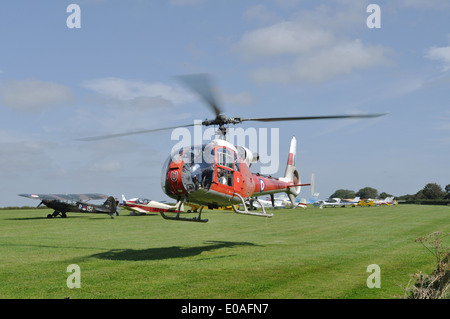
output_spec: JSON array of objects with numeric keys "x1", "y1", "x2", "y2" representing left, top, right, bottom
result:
[
  {"x1": 121, "y1": 194, "x2": 185, "y2": 215},
  {"x1": 373, "y1": 196, "x2": 396, "y2": 206},
  {"x1": 297, "y1": 198, "x2": 308, "y2": 209},
  {"x1": 314, "y1": 197, "x2": 360, "y2": 208},
  {"x1": 252, "y1": 194, "x2": 308, "y2": 209},
  {"x1": 252, "y1": 173, "x2": 316, "y2": 210},
  {"x1": 252, "y1": 195, "x2": 288, "y2": 209},
  {"x1": 341, "y1": 196, "x2": 360, "y2": 205}
]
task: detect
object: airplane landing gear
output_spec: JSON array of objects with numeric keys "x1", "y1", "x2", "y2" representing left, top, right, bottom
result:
[{"x1": 47, "y1": 211, "x2": 67, "y2": 218}]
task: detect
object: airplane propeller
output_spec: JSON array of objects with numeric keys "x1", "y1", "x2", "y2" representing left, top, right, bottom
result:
[{"x1": 77, "y1": 73, "x2": 387, "y2": 141}]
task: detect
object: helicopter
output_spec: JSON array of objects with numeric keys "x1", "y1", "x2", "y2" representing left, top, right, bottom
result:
[{"x1": 79, "y1": 74, "x2": 386, "y2": 222}]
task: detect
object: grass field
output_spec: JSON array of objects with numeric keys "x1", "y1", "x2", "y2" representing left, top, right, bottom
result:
[{"x1": 0, "y1": 204, "x2": 449, "y2": 299}]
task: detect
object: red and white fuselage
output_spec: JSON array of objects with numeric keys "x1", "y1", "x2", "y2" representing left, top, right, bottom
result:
[
  {"x1": 121, "y1": 194, "x2": 183, "y2": 214},
  {"x1": 161, "y1": 137, "x2": 307, "y2": 209}
]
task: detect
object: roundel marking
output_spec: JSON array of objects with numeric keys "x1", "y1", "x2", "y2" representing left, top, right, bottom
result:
[{"x1": 259, "y1": 179, "x2": 265, "y2": 192}]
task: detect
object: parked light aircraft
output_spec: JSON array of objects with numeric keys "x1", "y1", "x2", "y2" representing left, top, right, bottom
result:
[
  {"x1": 358, "y1": 199, "x2": 374, "y2": 207},
  {"x1": 251, "y1": 191, "x2": 310, "y2": 209},
  {"x1": 342, "y1": 197, "x2": 360, "y2": 205},
  {"x1": 121, "y1": 194, "x2": 184, "y2": 215},
  {"x1": 252, "y1": 194, "x2": 290, "y2": 209},
  {"x1": 78, "y1": 74, "x2": 386, "y2": 222},
  {"x1": 19, "y1": 193, "x2": 117, "y2": 218},
  {"x1": 314, "y1": 197, "x2": 360, "y2": 208},
  {"x1": 253, "y1": 174, "x2": 315, "y2": 209},
  {"x1": 373, "y1": 197, "x2": 396, "y2": 206}
]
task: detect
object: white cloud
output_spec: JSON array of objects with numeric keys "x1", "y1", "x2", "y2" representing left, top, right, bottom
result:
[
  {"x1": 0, "y1": 140, "x2": 57, "y2": 178},
  {"x1": 233, "y1": 21, "x2": 335, "y2": 59},
  {"x1": 425, "y1": 46, "x2": 450, "y2": 71},
  {"x1": 251, "y1": 39, "x2": 391, "y2": 84},
  {"x1": 222, "y1": 91, "x2": 254, "y2": 107},
  {"x1": 383, "y1": 77, "x2": 425, "y2": 99},
  {"x1": 82, "y1": 77, "x2": 191, "y2": 109},
  {"x1": 233, "y1": 2, "x2": 391, "y2": 84},
  {"x1": 294, "y1": 40, "x2": 390, "y2": 82},
  {"x1": 0, "y1": 79, "x2": 74, "y2": 112}
]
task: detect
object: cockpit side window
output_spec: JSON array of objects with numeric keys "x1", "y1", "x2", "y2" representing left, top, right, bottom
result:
[
  {"x1": 216, "y1": 166, "x2": 227, "y2": 184},
  {"x1": 216, "y1": 147, "x2": 234, "y2": 169},
  {"x1": 216, "y1": 165, "x2": 233, "y2": 187},
  {"x1": 227, "y1": 170, "x2": 233, "y2": 186},
  {"x1": 234, "y1": 152, "x2": 240, "y2": 172}
]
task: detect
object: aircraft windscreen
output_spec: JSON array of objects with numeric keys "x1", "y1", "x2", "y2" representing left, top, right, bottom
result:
[
  {"x1": 182, "y1": 144, "x2": 215, "y2": 192},
  {"x1": 161, "y1": 144, "x2": 216, "y2": 194}
]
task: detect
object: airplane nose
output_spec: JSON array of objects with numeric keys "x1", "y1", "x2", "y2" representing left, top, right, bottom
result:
[{"x1": 166, "y1": 161, "x2": 188, "y2": 195}]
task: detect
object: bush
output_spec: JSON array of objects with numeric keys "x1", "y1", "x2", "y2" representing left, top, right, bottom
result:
[{"x1": 405, "y1": 232, "x2": 450, "y2": 299}]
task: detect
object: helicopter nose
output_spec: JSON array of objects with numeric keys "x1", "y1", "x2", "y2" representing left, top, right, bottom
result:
[{"x1": 166, "y1": 162, "x2": 188, "y2": 195}]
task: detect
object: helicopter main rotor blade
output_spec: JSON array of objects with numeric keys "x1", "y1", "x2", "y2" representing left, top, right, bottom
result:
[
  {"x1": 239, "y1": 113, "x2": 387, "y2": 123},
  {"x1": 77, "y1": 123, "x2": 197, "y2": 141},
  {"x1": 175, "y1": 74, "x2": 222, "y2": 118},
  {"x1": 77, "y1": 113, "x2": 387, "y2": 141}
]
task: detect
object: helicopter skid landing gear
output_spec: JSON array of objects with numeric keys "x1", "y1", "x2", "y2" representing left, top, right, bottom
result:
[
  {"x1": 232, "y1": 193, "x2": 274, "y2": 218},
  {"x1": 160, "y1": 198, "x2": 208, "y2": 223}
]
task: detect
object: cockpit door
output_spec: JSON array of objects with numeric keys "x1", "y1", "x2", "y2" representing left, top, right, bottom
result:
[
  {"x1": 214, "y1": 147, "x2": 236, "y2": 195},
  {"x1": 233, "y1": 151, "x2": 243, "y2": 195}
]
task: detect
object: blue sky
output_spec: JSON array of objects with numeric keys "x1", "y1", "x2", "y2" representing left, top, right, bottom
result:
[{"x1": 1, "y1": 0, "x2": 450, "y2": 207}]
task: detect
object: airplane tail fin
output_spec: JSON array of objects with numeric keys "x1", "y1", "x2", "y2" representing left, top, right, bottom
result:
[
  {"x1": 103, "y1": 196, "x2": 117, "y2": 214},
  {"x1": 280, "y1": 136, "x2": 302, "y2": 205}
]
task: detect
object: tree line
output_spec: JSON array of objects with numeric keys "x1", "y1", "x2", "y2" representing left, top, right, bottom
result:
[
  {"x1": 329, "y1": 183, "x2": 450, "y2": 201},
  {"x1": 397, "y1": 183, "x2": 450, "y2": 201},
  {"x1": 329, "y1": 187, "x2": 390, "y2": 200}
]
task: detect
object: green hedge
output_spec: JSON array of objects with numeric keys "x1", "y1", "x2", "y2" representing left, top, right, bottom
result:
[{"x1": 402, "y1": 200, "x2": 450, "y2": 206}]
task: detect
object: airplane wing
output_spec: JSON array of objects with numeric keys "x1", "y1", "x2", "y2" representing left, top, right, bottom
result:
[
  {"x1": 120, "y1": 205, "x2": 148, "y2": 213},
  {"x1": 18, "y1": 193, "x2": 110, "y2": 201}
]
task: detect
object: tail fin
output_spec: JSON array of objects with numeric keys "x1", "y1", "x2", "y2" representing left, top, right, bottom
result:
[
  {"x1": 280, "y1": 136, "x2": 301, "y2": 205},
  {"x1": 103, "y1": 196, "x2": 117, "y2": 214}
]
